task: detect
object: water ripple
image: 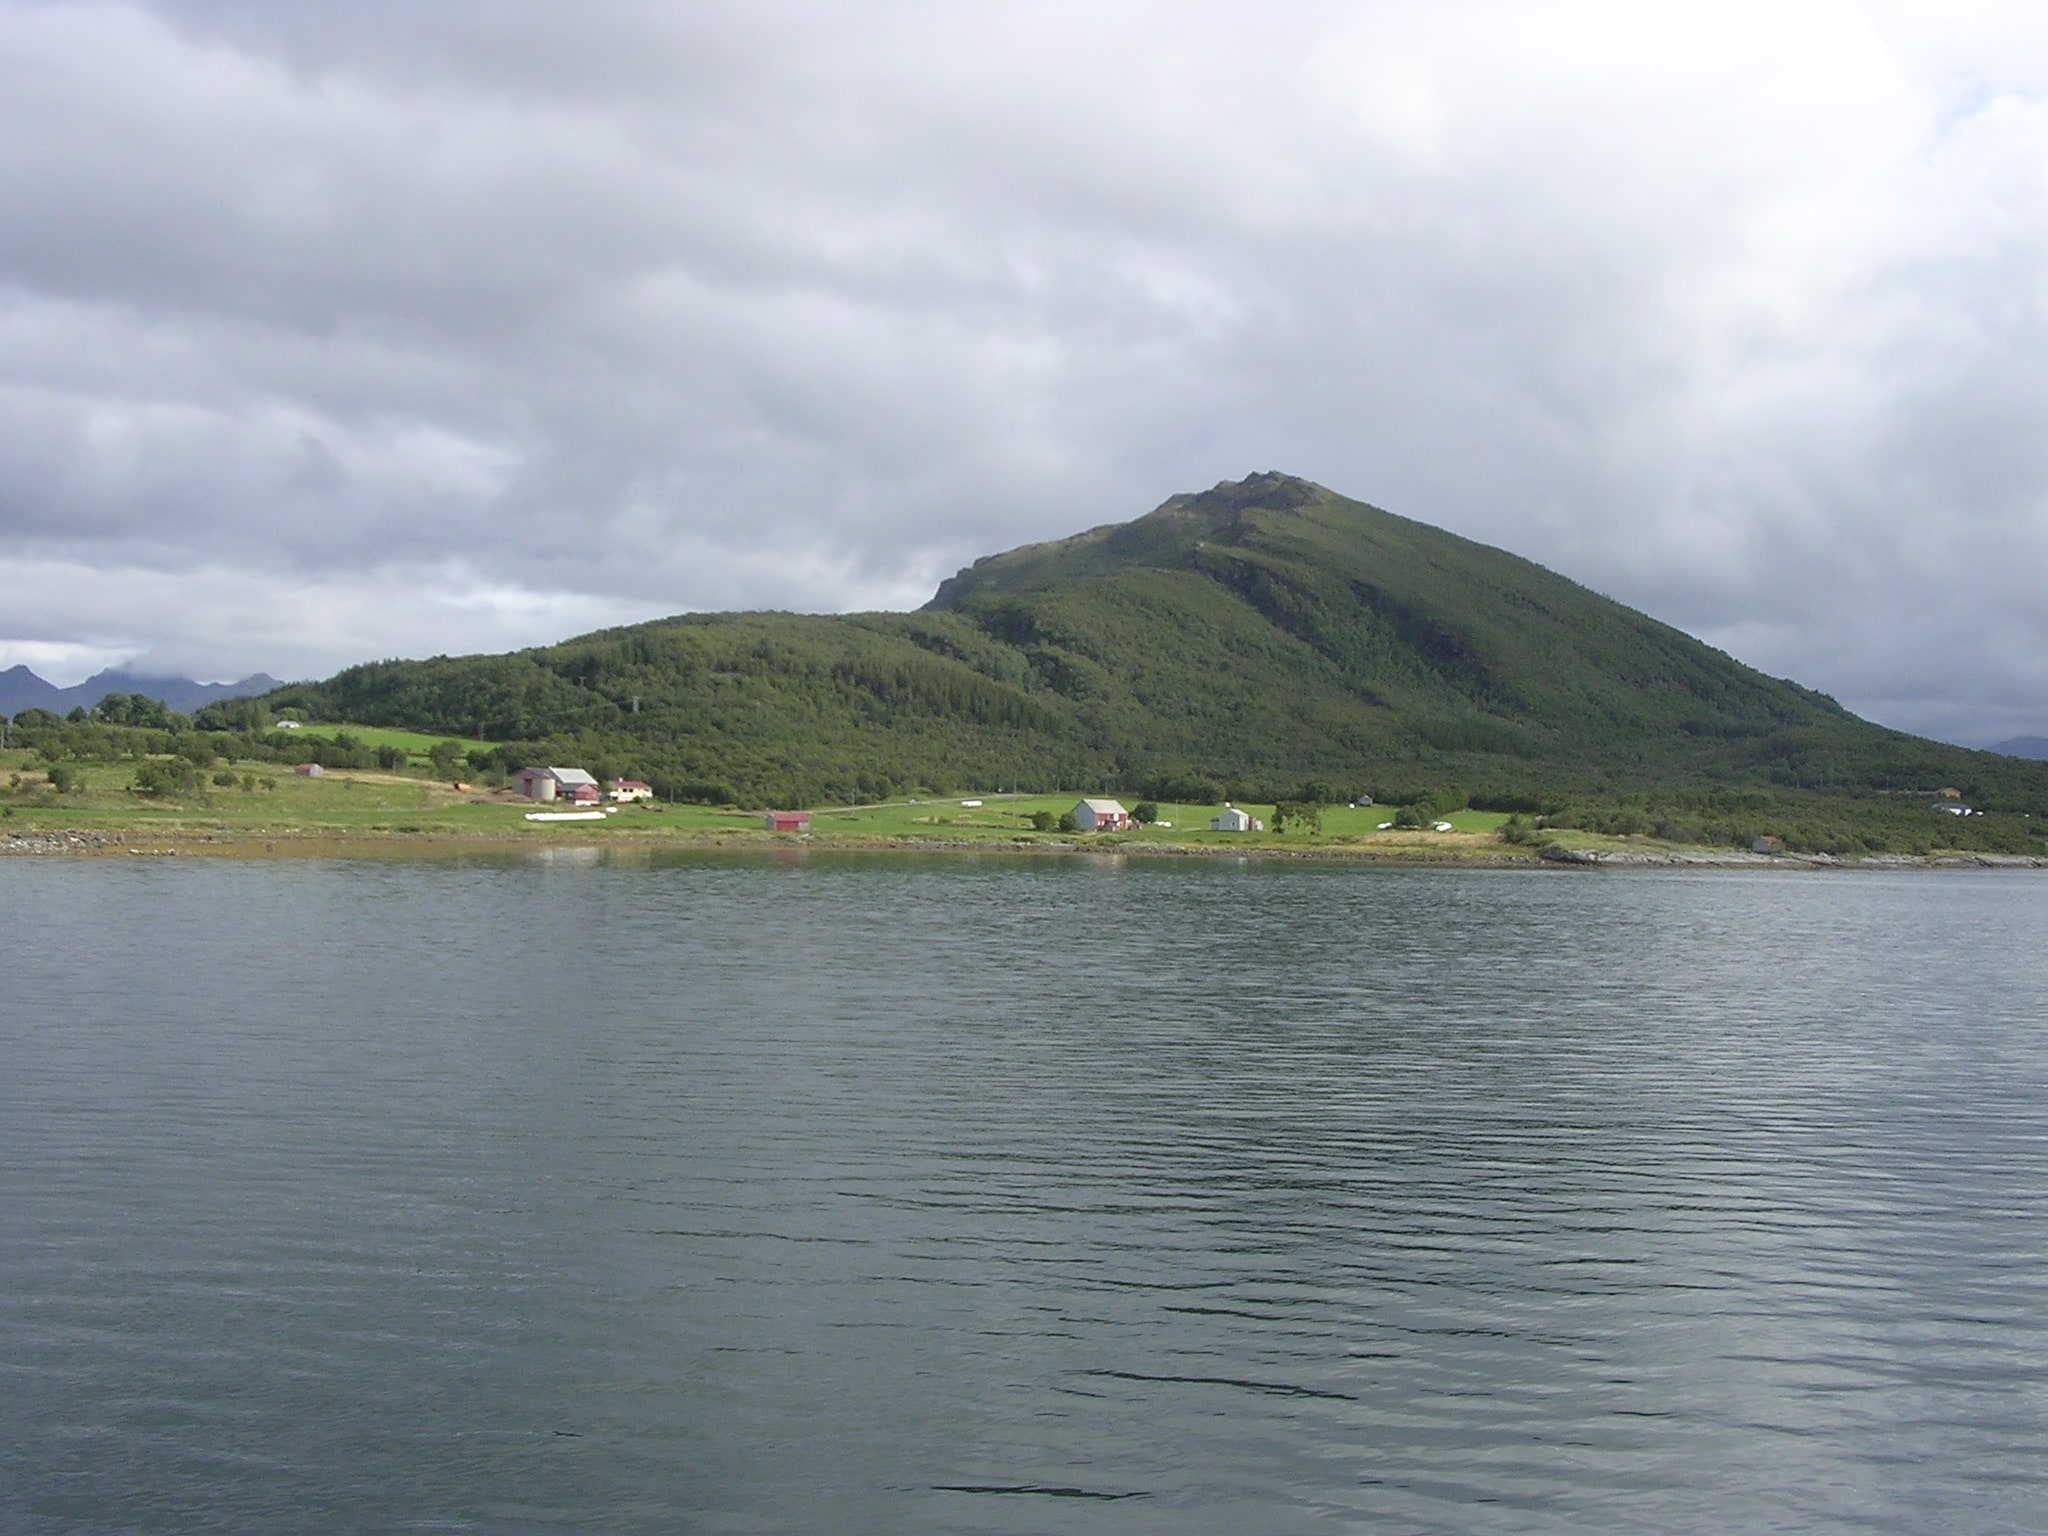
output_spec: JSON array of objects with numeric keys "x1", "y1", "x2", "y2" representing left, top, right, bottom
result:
[{"x1": 3, "y1": 858, "x2": 2046, "y2": 1533}]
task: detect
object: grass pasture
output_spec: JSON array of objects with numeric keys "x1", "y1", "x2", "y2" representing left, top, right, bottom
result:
[
  {"x1": 3, "y1": 748, "x2": 1535, "y2": 858},
  {"x1": 26, "y1": 734, "x2": 1830, "y2": 870},
  {"x1": 804, "y1": 794, "x2": 1515, "y2": 848},
  {"x1": 281, "y1": 723, "x2": 494, "y2": 762},
  {"x1": 0, "y1": 749, "x2": 818, "y2": 845}
]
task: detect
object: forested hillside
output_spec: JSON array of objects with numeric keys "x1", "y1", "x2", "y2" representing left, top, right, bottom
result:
[{"x1": 267, "y1": 474, "x2": 2048, "y2": 834}]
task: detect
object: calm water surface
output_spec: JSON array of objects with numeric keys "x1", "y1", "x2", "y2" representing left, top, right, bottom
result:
[{"x1": 3, "y1": 854, "x2": 2046, "y2": 1533}]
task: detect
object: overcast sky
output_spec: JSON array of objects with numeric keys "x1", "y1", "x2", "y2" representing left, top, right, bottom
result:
[{"x1": 2, "y1": 2, "x2": 2045, "y2": 744}]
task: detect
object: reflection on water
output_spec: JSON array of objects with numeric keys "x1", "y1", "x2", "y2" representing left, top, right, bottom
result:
[
  {"x1": 3, "y1": 855, "x2": 2047, "y2": 1534},
  {"x1": 526, "y1": 843, "x2": 604, "y2": 867}
]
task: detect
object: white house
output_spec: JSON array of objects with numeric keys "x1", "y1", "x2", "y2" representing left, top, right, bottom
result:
[
  {"x1": 1071, "y1": 798, "x2": 1131, "y2": 832},
  {"x1": 608, "y1": 779, "x2": 654, "y2": 803},
  {"x1": 1210, "y1": 807, "x2": 1252, "y2": 832}
]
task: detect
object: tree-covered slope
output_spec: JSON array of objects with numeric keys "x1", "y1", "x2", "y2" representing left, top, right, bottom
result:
[
  {"x1": 269, "y1": 473, "x2": 2048, "y2": 814},
  {"x1": 929, "y1": 471, "x2": 1843, "y2": 763}
]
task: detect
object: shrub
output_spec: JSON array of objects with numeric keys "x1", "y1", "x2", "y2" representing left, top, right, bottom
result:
[
  {"x1": 195, "y1": 698, "x2": 271, "y2": 732},
  {"x1": 1426, "y1": 784, "x2": 1468, "y2": 815},
  {"x1": 1030, "y1": 810, "x2": 1057, "y2": 831},
  {"x1": 1132, "y1": 801, "x2": 1159, "y2": 825},
  {"x1": 96, "y1": 693, "x2": 186, "y2": 730},
  {"x1": 667, "y1": 779, "x2": 736, "y2": 805},
  {"x1": 1273, "y1": 800, "x2": 1324, "y2": 834},
  {"x1": 1057, "y1": 812, "x2": 1078, "y2": 833},
  {"x1": 132, "y1": 759, "x2": 196, "y2": 797}
]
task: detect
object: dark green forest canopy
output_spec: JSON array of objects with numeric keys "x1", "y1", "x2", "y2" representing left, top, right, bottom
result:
[{"x1": 264, "y1": 473, "x2": 2048, "y2": 822}]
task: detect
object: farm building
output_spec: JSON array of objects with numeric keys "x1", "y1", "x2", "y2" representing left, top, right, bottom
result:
[
  {"x1": 1210, "y1": 807, "x2": 1251, "y2": 832},
  {"x1": 292, "y1": 762, "x2": 323, "y2": 778},
  {"x1": 608, "y1": 779, "x2": 654, "y2": 803},
  {"x1": 1753, "y1": 836, "x2": 1783, "y2": 855},
  {"x1": 1071, "y1": 798, "x2": 1130, "y2": 832},
  {"x1": 764, "y1": 811, "x2": 812, "y2": 832},
  {"x1": 514, "y1": 766, "x2": 601, "y2": 804}
]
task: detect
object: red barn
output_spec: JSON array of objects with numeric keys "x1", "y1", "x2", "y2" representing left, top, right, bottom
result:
[
  {"x1": 764, "y1": 812, "x2": 812, "y2": 832},
  {"x1": 1072, "y1": 798, "x2": 1131, "y2": 832}
]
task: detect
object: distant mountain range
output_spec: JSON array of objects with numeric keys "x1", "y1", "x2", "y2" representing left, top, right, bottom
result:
[
  {"x1": 0, "y1": 666, "x2": 283, "y2": 720},
  {"x1": 1991, "y1": 736, "x2": 2048, "y2": 761}
]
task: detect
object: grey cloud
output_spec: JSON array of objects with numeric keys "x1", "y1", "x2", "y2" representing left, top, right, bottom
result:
[{"x1": 1, "y1": 1, "x2": 2045, "y2": 743}]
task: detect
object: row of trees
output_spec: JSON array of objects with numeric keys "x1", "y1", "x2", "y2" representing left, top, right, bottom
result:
[
  {"x1": 3, "y1": 712, "x2": 476, "y2": 794},
  {"x1": 5, "y1": 693, "x2": 270, "y2": 734}
]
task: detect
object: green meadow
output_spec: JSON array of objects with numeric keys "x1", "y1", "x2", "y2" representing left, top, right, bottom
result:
[
  {"x1": 1, "y1": 749, "x2": 1525, "y2": 855},
  {"x1": 11, "y1": 735, "x2": 2021, "y2": 863},
  {"x1": 806, "y1": 795, "x2": 1512, "y2": 846},
  {"x1": 278, "y1": 723, "x2": 495, "y2": 761}
]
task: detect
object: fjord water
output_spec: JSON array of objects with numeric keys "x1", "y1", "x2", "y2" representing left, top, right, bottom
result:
[{"x1": 4, "y1": 856, "x2": 2047, "y2": 1534}]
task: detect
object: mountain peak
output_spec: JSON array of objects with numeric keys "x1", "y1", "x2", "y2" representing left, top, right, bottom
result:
[
  {"x1": 926, "y1": 471, "x2": 1330, "y2": 610},
  {"x1": 0, "y1": 668, "x2": 283, "y2": 719},
  {"x1": 1164, "y1": 470, "x2": 1322, "y2": 516},
  {"x1": 267, "y1": 474, "x2": 2048, "y2": 818}
]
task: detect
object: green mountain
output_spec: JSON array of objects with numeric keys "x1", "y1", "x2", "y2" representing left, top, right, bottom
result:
[{"x1": 271, "y1": 473, "x2": 2048, "y2": 830}]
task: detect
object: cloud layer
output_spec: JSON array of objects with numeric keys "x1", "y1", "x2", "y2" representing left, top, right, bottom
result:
[{"x1": 1, "y1": 1, "x2": 2045, "y2": 742}]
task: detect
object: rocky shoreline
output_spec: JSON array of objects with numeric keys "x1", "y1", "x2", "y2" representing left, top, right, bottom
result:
[
  {"x1": 1540, "y1": 845, "x2": 2048, "y2": 869},
  {"x1": 3, "y1": 829, "x2": 130, "y2": 855},
  {"x1": 5, "y1": 823, "x2": 2044, "y2": 869}
]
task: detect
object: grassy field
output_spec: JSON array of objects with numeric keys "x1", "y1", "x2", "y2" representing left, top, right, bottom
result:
[
  {"x1": 806, "y1": 795, "x2": 1514, "y2": 846},
  {"x1": 7, "y1": 756, "x2": 2030, "y2": 865},
  {"x1": 278, "y1": 723, "x2": 495, "y2": 760},
  {"x1": 0, "y1": 751, "x2": 736, "y2": 839},
  {"x1": 1, "y1": 750, "x2": 1538, "y2": 857}
]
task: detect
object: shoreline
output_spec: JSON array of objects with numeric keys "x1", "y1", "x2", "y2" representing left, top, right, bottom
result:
[{"x1": 5, "y1": 823, "x2": 2045, "y2": 869}]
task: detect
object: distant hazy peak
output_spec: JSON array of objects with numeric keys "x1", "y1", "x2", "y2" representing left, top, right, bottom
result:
[{"x1": 0, "y1": 667, "x2": 283, "y2": 719}]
